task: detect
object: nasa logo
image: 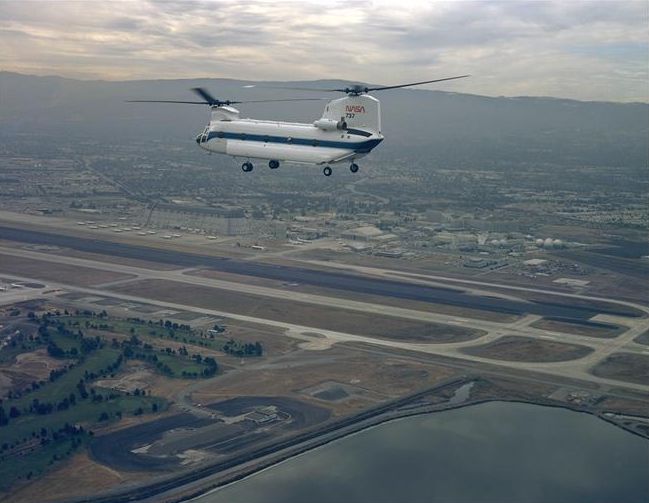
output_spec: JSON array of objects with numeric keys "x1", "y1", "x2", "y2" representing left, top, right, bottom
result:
[{"x1": 345, "y1": 105, "x2": 366, "y2": 113}]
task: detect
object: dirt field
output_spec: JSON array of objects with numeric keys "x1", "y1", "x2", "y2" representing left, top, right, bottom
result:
[
  {"x1": 635, "y1": 330, "x2": 649, "y2": 346},
  {"x1": 0, "y1": 253, "x2": 135, "y2": 287},
  {"x1": 95, "y1": 361, "x2": 187, "y2": 397},
  {"x1": 53, "y1": 248, "x2": 183, "y2": 271},
  {"x1": 109, "y1": 279, "x2": 485, "y2": 344},
  {"x1": 461, "y1": 336, "x2": 593, "y2": 362},
  {"x1": 591, "y1": 352, "x2": 649, "y2": 385},
  {"x1": 193, "y1": 347, "x2": 458, "y2": 416},
  {"x1": 221, "y1": 321, "x2": 297, "y2": 357},
  {"x1": 0, "y1": 349, "x2": 71, "y2": 396},
  {"x1": 2, "y1": 451, "x2": 152, "y2": 503},
  {"x1": 189, "y1": 268, "x2": 518, "y2": 323},
  {"x1": 598, "y1": 397, "x2": 649, "y2": 417},
  {"x1": 530, "y1": 317, "x2": 626, "y2": 338}
]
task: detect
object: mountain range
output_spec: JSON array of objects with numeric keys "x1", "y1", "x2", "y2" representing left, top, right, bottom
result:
[{"x1": 1, "y1": 71, "x2": 647, "y2": 167}]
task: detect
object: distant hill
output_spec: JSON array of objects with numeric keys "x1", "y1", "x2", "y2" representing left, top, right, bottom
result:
[{"x1": 1, "y1": 71, "x2": 647, "y2": 167}]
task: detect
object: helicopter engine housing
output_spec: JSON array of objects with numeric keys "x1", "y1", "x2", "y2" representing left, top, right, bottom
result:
[{"x1": 313, "y1": 118, "x2": 347, "y2": 131}]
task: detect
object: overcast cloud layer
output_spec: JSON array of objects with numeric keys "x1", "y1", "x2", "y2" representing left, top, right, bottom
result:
[{"x1": 1, "y1": 0, "x2": 647, "y2": 101}]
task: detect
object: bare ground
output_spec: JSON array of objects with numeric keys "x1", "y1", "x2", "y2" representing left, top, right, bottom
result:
[
  {"x1": 591, "y1": 352, "x2": 649, "y2": 386},
  {"x1": 193, "y1": 347, "x2": 458, "y2": 416},
  {"x1": 634, "y1": 330, "x2": 649, "y2": 346},
  {"x1": 0, "y1": 349, "x2": 71, "y2": 396},
  {"x1": 109, "y1": 279, "x2": 485, "y2": 344},
  {"x1": 189, "y1": 268, "x2": 518, "y2": 323},
  {"x1": 0, "y1": 253, "x2": 135, "y2": 287},
  {"x1": 530, "y1": 317, "x2": 626, "y2": 339},
  {"x1": 461, "y1": 336, "x2": 593, "y2": 362},
  {"x1": 3, "y1": 451, "x2": 152, "y2": 503}
]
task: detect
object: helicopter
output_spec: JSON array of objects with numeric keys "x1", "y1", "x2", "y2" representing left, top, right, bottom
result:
[{"x1": 128, "y1": 75, "x2": 468, "y2": 177}]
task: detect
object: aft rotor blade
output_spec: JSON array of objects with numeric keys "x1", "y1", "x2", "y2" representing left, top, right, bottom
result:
[
  {"x1": 366, "y1": 75, "x2": 470, "y2": 92},
  {"x1": 191, "y1": 87, "x2": 219, "y2": 104},
  {"x1": 246, "y1": 85, "x2": 341, "y2": 93},
  {"x1": 126, "y1": 100, "x2": 208, "y2": 105}
]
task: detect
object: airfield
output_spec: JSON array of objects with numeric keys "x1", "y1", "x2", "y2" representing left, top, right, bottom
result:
[{"x1": 1, "y1": 215, "x2": 648, "y2": 502}]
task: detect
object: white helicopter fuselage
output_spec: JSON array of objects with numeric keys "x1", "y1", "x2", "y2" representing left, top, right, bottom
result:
[{"x1": 196, "y1": 94, "x2": 384, "y2": 168}]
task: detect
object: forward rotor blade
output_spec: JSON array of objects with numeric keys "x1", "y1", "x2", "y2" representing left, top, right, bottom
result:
[
  {"x1": 366, "y1": 75, "x2": 470, "y2": 92},
  {"x1": 235, "y1": 98, "x2": 329, "y2": 104},
  {"x1": 191, "y1": 87, "x2": 219, "y2": 104},
  {"x1": 126, "y1": 100, "x2": 208, "y2": 105}
]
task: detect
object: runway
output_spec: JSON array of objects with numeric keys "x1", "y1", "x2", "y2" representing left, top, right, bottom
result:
[
  {"x1": 1, "y1": 243, "x2": 648, "y2": 394},
  {"x1": 0, "y1": 225, "x2": 641, "y2": 320}
]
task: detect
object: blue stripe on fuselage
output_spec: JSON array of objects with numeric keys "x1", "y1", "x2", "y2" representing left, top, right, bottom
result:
[{"x1": 205, "y1": 131, "x2": 382, "y2": 153}]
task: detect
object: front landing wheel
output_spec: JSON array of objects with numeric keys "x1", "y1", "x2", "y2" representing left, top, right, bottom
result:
[
  {"x1": 242, "y1": 162, "x2": 253, "y2": 172},
  {"x1": 323, "y1": 166, "x2": 332, "y2": 177},
  {"x1": 350, "y1": 163, "x2": 359, "y2": 173}
]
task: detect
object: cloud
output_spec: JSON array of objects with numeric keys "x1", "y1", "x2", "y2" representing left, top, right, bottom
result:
[{"x1": 0, "y1": 0, "x2": 646, "y2": 101}]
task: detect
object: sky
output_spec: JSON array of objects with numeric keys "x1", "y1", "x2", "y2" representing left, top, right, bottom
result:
[{"x1": 0, "y1": 0, "x2": 647, "y2": 102}]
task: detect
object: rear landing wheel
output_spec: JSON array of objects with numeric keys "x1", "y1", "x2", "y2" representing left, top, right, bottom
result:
[
  {"x1": 323, "y1": 166, "x2": 332, "y2": 177},
  {"x1": 242, "y1": 162, "x2": 253, "y2": 172},
  {"x1": 350, "y1": 163, "x2": 359, "y2": 173},
  {"x1": 269, "y1": 160, "x2": 280, "y2": 169}
]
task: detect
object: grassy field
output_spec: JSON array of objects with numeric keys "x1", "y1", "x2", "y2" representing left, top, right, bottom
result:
[
  {"x1": 0, "y1": 308, "x2": 261, "y2": 491},
  {"x1": 461, "y1": 335, "x2": 593, "y2": 362},
  {"x1": 66, "y1": 315, "x2": 227, "y2": 353},
  {"x1": 0, "y1": 436, "x2": 88, "y2": 491},
  {"x1": 8, "y1": 347, "x2": 123, "y2": 411}
]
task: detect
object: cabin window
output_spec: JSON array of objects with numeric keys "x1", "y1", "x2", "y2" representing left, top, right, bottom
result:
[
  {"x1": 312, "y1": 140, "x2": 319, "y2": 147},
  {"x1": 287, "y1": 137, "x2": 292, "y2": 143},
  {"x1": 217, "y1": 132, "x2": 224, "y2": 138}
]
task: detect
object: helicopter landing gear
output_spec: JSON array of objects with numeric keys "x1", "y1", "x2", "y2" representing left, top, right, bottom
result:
[
  {"x1": 242, "y1": 162, "x2": 253, "y2": 172},
  {"x1": 323, "y1": 166, "x2": 332, "y2": 177},
  {"x1": 269, "y1": 160, "x2": 280, "y2": 170},
  {"x1": 349, "y1": 162, "x2": 359, "y2": 173}
]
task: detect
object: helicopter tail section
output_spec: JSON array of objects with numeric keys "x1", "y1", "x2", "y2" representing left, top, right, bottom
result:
[{"x1": 321, "y1": 94, "x2": 381, "y2": 134}]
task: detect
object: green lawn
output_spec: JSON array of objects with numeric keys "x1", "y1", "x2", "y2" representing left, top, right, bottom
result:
[
  {"x1": 0, "y1": 435, "x2": 88, "y2": 490},
  {"x1": 153, "y1": 352, "x2": 207, "y2": 377},
  {"x1": 8, "y1": 347, "x2": 123, "y2": 413},
  {"x1": 0, "y1": 393, "x2": 167, "y2": 491}
]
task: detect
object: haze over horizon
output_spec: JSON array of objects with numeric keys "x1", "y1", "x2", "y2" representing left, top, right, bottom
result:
[{"x1": 1, "y1": 0, "x2": 647, "y2": 103}]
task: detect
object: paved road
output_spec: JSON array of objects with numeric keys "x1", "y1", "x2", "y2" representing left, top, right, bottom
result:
[
  {"x1": 0, "y1": 247, "x2": 647, "y2": 394},
  {"x1": 0, "y1": 225, "x2": 640, "y2": 319}
]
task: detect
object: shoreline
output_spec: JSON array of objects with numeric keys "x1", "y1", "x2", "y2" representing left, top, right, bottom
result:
[
  {"x1": 88, "y1": 375, "x2": 642, "y2": 503},
  {"x1": 177, "y1": 397, "x2": 649, "y2": 503}
]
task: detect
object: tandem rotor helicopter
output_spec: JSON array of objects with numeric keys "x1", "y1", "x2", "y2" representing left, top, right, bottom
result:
[{"x1": 128, "y1": 75, "x2": 468, "y2": 177}]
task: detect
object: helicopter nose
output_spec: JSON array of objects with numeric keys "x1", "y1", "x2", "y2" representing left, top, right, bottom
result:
[{"x1": 195, "y1": 134, "x2": 202, "y2": 144}]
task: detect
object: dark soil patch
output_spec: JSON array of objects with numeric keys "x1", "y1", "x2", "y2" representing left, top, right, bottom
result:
[
  {"x1": 110, "y1": 279, "x2": 485, "y2": 343},
  {"x1": 207, "y1": 396, "x2": 331, "y2": 429},
  {"x1": 591, "y1": 353, "x2": 649, "y2": 386},
  {"x1": 461, "y1": 336, "x2": 593, "y2": 362},
  {"x1": 531, "y1": 317, "x2": 626, "y2": 338},
  {"x1": 89, "y1": 413, "x2": 212, "y2": 471}
]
